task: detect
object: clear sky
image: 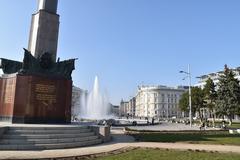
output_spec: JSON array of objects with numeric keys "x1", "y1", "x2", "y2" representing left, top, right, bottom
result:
[{"x1": 0, "y1": 0, "x2": 240, "y2": 105}]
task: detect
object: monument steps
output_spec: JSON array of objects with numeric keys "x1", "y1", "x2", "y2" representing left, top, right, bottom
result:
[
  {"x1": 7, "y1": 128, "x2": 92, "y2": 134},
  {"x1": 0, "y1": 135, "x2": 99, "y2": 144},
  {"x1": 0, "y1": 126, "x2": 103, "y2": 150},
  {"x1": 2, "y1": 132, "x2": 95, "y2": 139},
  {"x1": 8, "y1": 126, "x2": 89, "y2": 130},
  {"x1": 0, "y1": 139, "x2": 102, "y2": 150}
]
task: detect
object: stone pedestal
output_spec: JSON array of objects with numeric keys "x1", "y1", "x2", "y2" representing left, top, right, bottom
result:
[
  {"x1": 90, "y1": 126, "x2": 111, "y2": 142},
  {"x1": 0, "y1": 74, "x2": 72, "y2": 124}
]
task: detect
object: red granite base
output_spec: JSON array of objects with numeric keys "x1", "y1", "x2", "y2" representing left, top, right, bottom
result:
[{"x1": 0, "y1": 74, "x2": 72, "y2": 124}]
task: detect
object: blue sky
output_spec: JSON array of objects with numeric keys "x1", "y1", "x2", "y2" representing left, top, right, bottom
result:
[{"x1": 0, "y1": 0, "x2": 240, "y2": 104}]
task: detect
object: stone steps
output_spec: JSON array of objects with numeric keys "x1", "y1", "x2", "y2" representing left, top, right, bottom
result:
[
  {"x1": 7, "y1": 128, "x2": 91, "y2": 134},
  {"x1": 0, "y1": 126, "x2": 103, "y2": 150},
  {"x1": 8, "y1": 126, "x2": 88, "y2": 130},
  {"x1": 0, "y1": 139, "x2": 102, "y2": 150},
  {"x1": 0, "y1": 135, "x2": 98, "y2": 144},
  {"x1": 2, "y1": 132, "x2": 95, "y2": 139}
]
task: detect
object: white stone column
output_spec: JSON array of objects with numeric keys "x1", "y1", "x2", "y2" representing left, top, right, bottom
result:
[{"x1": 28, "y1": 0, "x2": 59, "y2": 62}]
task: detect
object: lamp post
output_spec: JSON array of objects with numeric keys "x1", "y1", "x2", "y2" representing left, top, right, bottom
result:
[
  {"x1": 129, "y1": 96, "x2": 134, "y2": 119},
  {"x1": 180, "y1": 64, "x2": 192, "y2": 127}
]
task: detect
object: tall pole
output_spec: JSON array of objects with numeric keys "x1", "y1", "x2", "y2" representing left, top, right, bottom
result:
[
  {"x1": 129, "y1": 96, "x2": 134, "y2": 119},
  {"x1": 132, "y1": 98, "x2": 134, "y2": 119},
  {"x1": 188, "y1": 64, "x2": 192, "y2": 127},
  {"x1": 146, "y1": 89, "x2": 148, "y2": 118},
  {"x1": 167, "y1": 104, "x2": 169, "y2": 119}
]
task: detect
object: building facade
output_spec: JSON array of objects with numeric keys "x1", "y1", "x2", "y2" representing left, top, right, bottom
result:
[
  {"x1": 195, "y1": 66, "x2": 240, "y2": 88},
  {"x1": 135, "y1": 85, "x2": 186, "y2": 119},
  {"x1": 128, "y1": 97, "x2": 136, "y2": 117},
  {"x1": 119, "y1": 97, "x2": 136, "y2": 117},
  {"x1": 109, "y1": 104, "x2": 120, "y2": 117},
  {"x1": 119, "y1": 100, "x2": 129, "y2": 117}
]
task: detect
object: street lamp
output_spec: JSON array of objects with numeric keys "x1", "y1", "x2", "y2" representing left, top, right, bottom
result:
[
  {"x1": 129, "y1": 96, "x2": 134, "y2": 119},
  {"x1": 180, "y1": 64, "x2": 192, "y2": 127}
]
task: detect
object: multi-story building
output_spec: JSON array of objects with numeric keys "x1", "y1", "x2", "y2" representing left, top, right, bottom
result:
[
  {"x1": 119, "y1": 100, "x2": 129, "y2": 117},
  {"x1": 195, "y1": 66, "x2": 240, "y2": 120},
  {"x1": 135, "y1": 85, "x2": 186, "y2": 119},
  {"x1": 195, "y1": 66, "x2": 240, "y2": 89},
  {"x1": 119, "y1": 97, "x2": 136, "y2": 117},
  {"x1": 128, "y1": 97, "x2": 136, "y2": 117},
  {"x1": 109, "y1": 104, "x2": 120, "y2": 117}
]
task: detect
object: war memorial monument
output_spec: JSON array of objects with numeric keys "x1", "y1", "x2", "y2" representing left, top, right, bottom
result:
[
  {"x1": 0, "y1": 0, "x2": 74, "y2": 124},
  {"x1": 0, "y1": 0, "x2": 111, "y2": 151},
  {"x1": 0, "y1": 1, "x2": 239, "y2": 159}
]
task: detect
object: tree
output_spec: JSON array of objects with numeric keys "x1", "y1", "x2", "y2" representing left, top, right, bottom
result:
[
  {"x1": 216, "y1": 65, "x2": 240, "y2": 126},
  {"x1": 179, "y1": 87, "x2": 205, "y2": 122},
  {"x1": 192, "y1": 87, "x2": 206, "y2": 122},
  {"x1": 179, "y1": 91, "x2": 189, "y2": 112},
  {"x1": 203, "y1": 78, "x2": 217, "y2": 126}
]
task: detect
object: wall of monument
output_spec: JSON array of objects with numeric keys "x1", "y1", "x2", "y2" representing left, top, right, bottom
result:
[
  {"x1": 0, "y1": 74, "x2": 72, "y2": 123},
  {"x1": 0, "y1": 76, "x2": 16, "y2": 117}
]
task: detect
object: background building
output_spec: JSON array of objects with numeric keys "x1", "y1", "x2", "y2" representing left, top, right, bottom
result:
[
  {"x1": 128, "y1": 97, "x2": 136, "y2": 117},
  {"x1": 109, "y1": 104, "x2": 120, "y2": 117},
  {"x1": 195, "y1": 66, "x2": 240, "y2": 120},
  {"x1": 195, "y1": 66, "x2": 240, "y2": 88},
  {"x1": 119, "y1": 100, "x2": 129, "y2": 117},
  {"x1": 135, "y1": 85, "x2": 186, "y2": 119},
  {"x1": 119, "y1": 98, "x2": 136, "y2": 118}
]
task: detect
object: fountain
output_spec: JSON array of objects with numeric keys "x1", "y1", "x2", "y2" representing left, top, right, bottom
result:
[
  {"x1": 72, "y1": 76, "x2": 148, "y2": 126},
  {"x1": 78, "y1": 76, "x2": 112, "y2": 120}
]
